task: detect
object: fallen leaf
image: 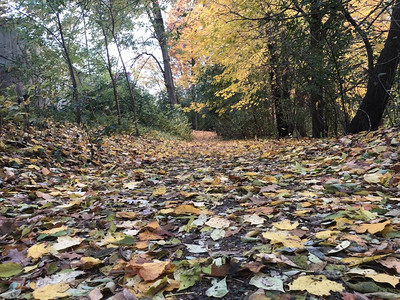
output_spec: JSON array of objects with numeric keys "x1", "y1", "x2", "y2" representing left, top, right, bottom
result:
[
  {"x1": 206, "y1": 277, "x2": 228, "y2": 298},
  {"x1": 242, "y1": 214, "x2": 265, "y2": 225},
  {"x1": 272, "y1": 219, "x2": 299, "y2": 230},
  {"x1": 262, "y1": 231, "x2": 304, "y2": 248},
  {"x1": 139, "y1": 261, "x2": 175, "y2": 281},
  {"x1": 364, "y1": 172, "x2": 383, "y2": 184},
  {"x1": 352, "y1": 220, "x2": 391, "y2": 234},
  {"x1": 249, "y1": 273, "x2": 284, "y2": 292},
  {"x1": 175, "y1": 204, "x2": 209, "y2": 215},
  {"x1": 52, "y1": 236, "x2": 83, "y2": 251},
  {"x1": 210, "y1": 228, "x2": 225, "y2": 240},
  {"x1": 27, "y1": 243, "x2": 50, "y2": 260},
  {"x1": 32, "y1": 282, "x2": 69, "y2": 300},
  {"x1": 185, "y1": 244, "x2": 208, "y2": 253},
  {"x1": 379, "y1": 257, "x2": 400, "y2": 273},
  {"x1": 80, "y1": 257, "x2": 102, "y2": 269},
  {"x1": 0, "y1": 263, "x2": 23, "y2": 278},
  {"x1": 152, "y1": 186, "x2": 167, "y2": 196},
  {"x1": 342, "y1": 254, "x2": 389, "y2": 267},
  {"x1": 205, "y1": 217, "x2": 230, "y2": 228},
  {"x1": 88, "y1": 288, "x2": 103, "y2": 300},
  {"x1": 116, "y1": 211, "x2": 137, "y2": 219},
  {"x1": 41, "y1": 226, "x2": 68, "y2": 235},
  {"x1": 289, "y1": 275, "x2": 344, "y2": 296}
]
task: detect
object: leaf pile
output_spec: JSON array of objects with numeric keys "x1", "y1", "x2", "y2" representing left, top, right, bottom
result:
[{"x1": 1, "y1": 123, "x2": 400, "y2": 299}]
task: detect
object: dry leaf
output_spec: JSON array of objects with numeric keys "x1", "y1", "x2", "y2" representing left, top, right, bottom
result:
[
  {"x1": 52, "y1": 236, "x2": 83, "y2": 251},
  {"x1": 27, "y1": 244, "x2": 50, "y2": 260},
  {"x1": 289, "y1": 275, "x2": 344, "y2": 296},
  {"x1": 272, "y1": 219, "x2": 299, "y2": 230},
  {"x1": 88, "y1": 288, "x2": 103, "y2": 300},
  {"x1": 41, "y1": 226, "x2": 68, "y2": 235},
  {"x1": 32, "y1": 282, "x2": 69, "y2": 300},
  {"x1": 262, "y1": 231, "x2": 304, "y2": 248},
  {"x1": 243, "y1": 214, "x2": 265, "y2": 225},
  {"x1": 174, "y1": 204, "x2": 210, "y2": 215},
  {"x1": 205, "y1": 217, "x2": 230, "y2": 229},
  {"x1": 152, "y1": 186, "x2": 167, "y2": 196},
  {"x1": 116, "y1": 211, "x2": 137, "y2": 219},
  {"x1": 379, "y1": 257, "x2": 400, "y2": 273},
  {"x1": 352, "y1": 220, "x2": 390, "y2": 234}
]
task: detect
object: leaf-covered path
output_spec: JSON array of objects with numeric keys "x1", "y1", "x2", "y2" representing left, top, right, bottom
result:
[{"x1": 1, "y1": 124, "x2": 400, "y2": 299}]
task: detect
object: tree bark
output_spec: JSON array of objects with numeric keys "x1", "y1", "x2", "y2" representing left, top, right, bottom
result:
[
  {"x1": 107, "y1": 0, "x2": 139, "y2": 135},
  {"x1": 349, "y1": 0, "x2": 400, "y2": 133},
  {"x1": 101, "y1": 25, "x2": 121, "y2": 125},
  {"x1": 309, "y1": 0, "x2": 326, "y2": 138},
  {"x1": 147, "y1": 0, "x2": 178, "y2": 107},
  {"x1": 56, "y1": 12, "x2": 81, "y2": 125}
]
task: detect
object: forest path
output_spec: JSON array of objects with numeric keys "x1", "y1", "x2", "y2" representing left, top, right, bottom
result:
[
  {"x1": 191, "y1": 130, "x2": 220, "y2": 141},
  {"x1": 1, "y1": 124, "x2": 400, "y2": 299}
]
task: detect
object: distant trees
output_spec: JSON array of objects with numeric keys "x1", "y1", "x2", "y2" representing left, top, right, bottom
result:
[
  {"x1": 169, "y1": 0, "x2": 400, "y2": 138},
  {"x1": 3, "y1": 0, "x2": 190, "y2": 138}
]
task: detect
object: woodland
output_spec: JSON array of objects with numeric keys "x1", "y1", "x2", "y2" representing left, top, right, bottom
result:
[{"x1": 1, "y1": 0, "x2": 400, "y2": 299}]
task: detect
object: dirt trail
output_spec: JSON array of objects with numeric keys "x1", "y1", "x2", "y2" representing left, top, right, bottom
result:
[{"x1": 191, "y1": 130, "x2": 220, "y2": 141}]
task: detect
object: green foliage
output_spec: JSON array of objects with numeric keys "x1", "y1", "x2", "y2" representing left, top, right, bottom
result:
[{"x1": 0, "y1": 87, "x2": 29, "y2": 132}]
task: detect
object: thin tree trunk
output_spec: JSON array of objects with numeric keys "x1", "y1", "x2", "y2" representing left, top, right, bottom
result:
[
  {"x1": 107, "y1": 0, "x2": 139, "y2": 135},
  {"x1": 309, "y1": 0, "x2": 326, "y2": 138},
  {"x1": 268, "y1": 43, "x2": 290, "y2": 137},
  {"x1": 56, "y1": 12, "x2": 81, "y2": 125},
  {"x1": 101, "y1": 25, "x2": 121, "y2": 125},
  {"x1": 349, "y1": 0, "x2": 400, "y2": 133},
  {"x1": 147, "y1": 0, "x2": 178, "y2": 107}
]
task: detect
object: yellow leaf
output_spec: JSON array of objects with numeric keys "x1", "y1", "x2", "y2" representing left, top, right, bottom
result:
[
  {"x1": 24, "y1": 263, "x2": 39, "y2": 273},
  {"x1": 28, "y1": 165, "x2": 41, "y2": 171},
  {"x1": 174, "y1": 204, "x2": 211, "y2": 215},
  {"x1": 32, "y1": 282, "x2": 69, "y2": 300},
  {"x1": 180, "y1": 191, "x2": 198, "y2": 198},
  {"x1": 366, "y1": 273, "x2": 399, "y2": 288},
  {"x1": 315, "y1": 230, "x2": 338, "y2": 240},
  {"x1": 295, "y1": 209, "x2": 311, "y2": 217},
  {"x1": 159, "y1": 208, "x2": 174, "y2": 214},
  {"x1": 347, "y1": 268, "x2": 400, "y2": 288},
  {"x1": 332, "y1": 217, "x2": 354, "y2": 229},
  {"x1": 261, "y1": 176, "x2": 278, "y2": 183},
  {"x1": 289, "y1": 275, "x2": 344, "y2": 296},
  {"x1": 298, "y1": 191, "x2": 317, "y2": 198},
  {"x1": 80, "y1": 257, "x2": 102, "y2": 269},
  {"x1": 152, "y1": 186, "x2": 167, "y2": 197},
  {"x1": 123, "y1": 181, "x2": 141, "y2": 189},
  {"x1": 27, "y1": 244, "x2": 50, "y2": 260},
  {"x1": 41, "y1": 226, "x2": 68, "y2": 235},
  {"x1": 352, "y1": 220, "x2": 390, "y2": 234},
  {"x1": 116, "y1": 211, "x2": 137, "y2": 219},
  {"x1": 273, "y1": 220, "x2": 299, "y2": 230},
  {"x1": 262, "y1": 231, "x2": 304, "y2": 249},
  {"x1": 342, "y1": 254, "x2": 389, "y2": 267}
]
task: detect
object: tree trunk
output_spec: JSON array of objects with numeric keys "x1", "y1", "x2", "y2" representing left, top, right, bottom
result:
[
  {"x1": 101, "y1": 25, "x2": 121, "y2": 125},
  {"x1": 348, "y1": 0, "x2": 400, "y2": 133},
  {"x1": 148, "y1": 0, "x2": 178, "y2": 107},
  {"x1": 56, "y1": 12, "x2": 81, "y2": 125},
  {"x1": 309, "y1": 0, "x2": 326, "y2": 138},
  {"x1": 107, "y1": 0, "x2": 139, "y2": 135},
  {"x1": 268, "y1": 43, "x2": 290, "y2": 137}
]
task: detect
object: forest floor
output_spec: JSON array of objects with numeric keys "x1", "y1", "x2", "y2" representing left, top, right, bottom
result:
[{"x1": 1, "y1": 124, "x2": 400, "y2": 300}]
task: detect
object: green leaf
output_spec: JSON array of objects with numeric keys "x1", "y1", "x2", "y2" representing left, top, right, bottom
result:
[{"x1": 0, "y1": 263, "x2": 23, "y2": 278}]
